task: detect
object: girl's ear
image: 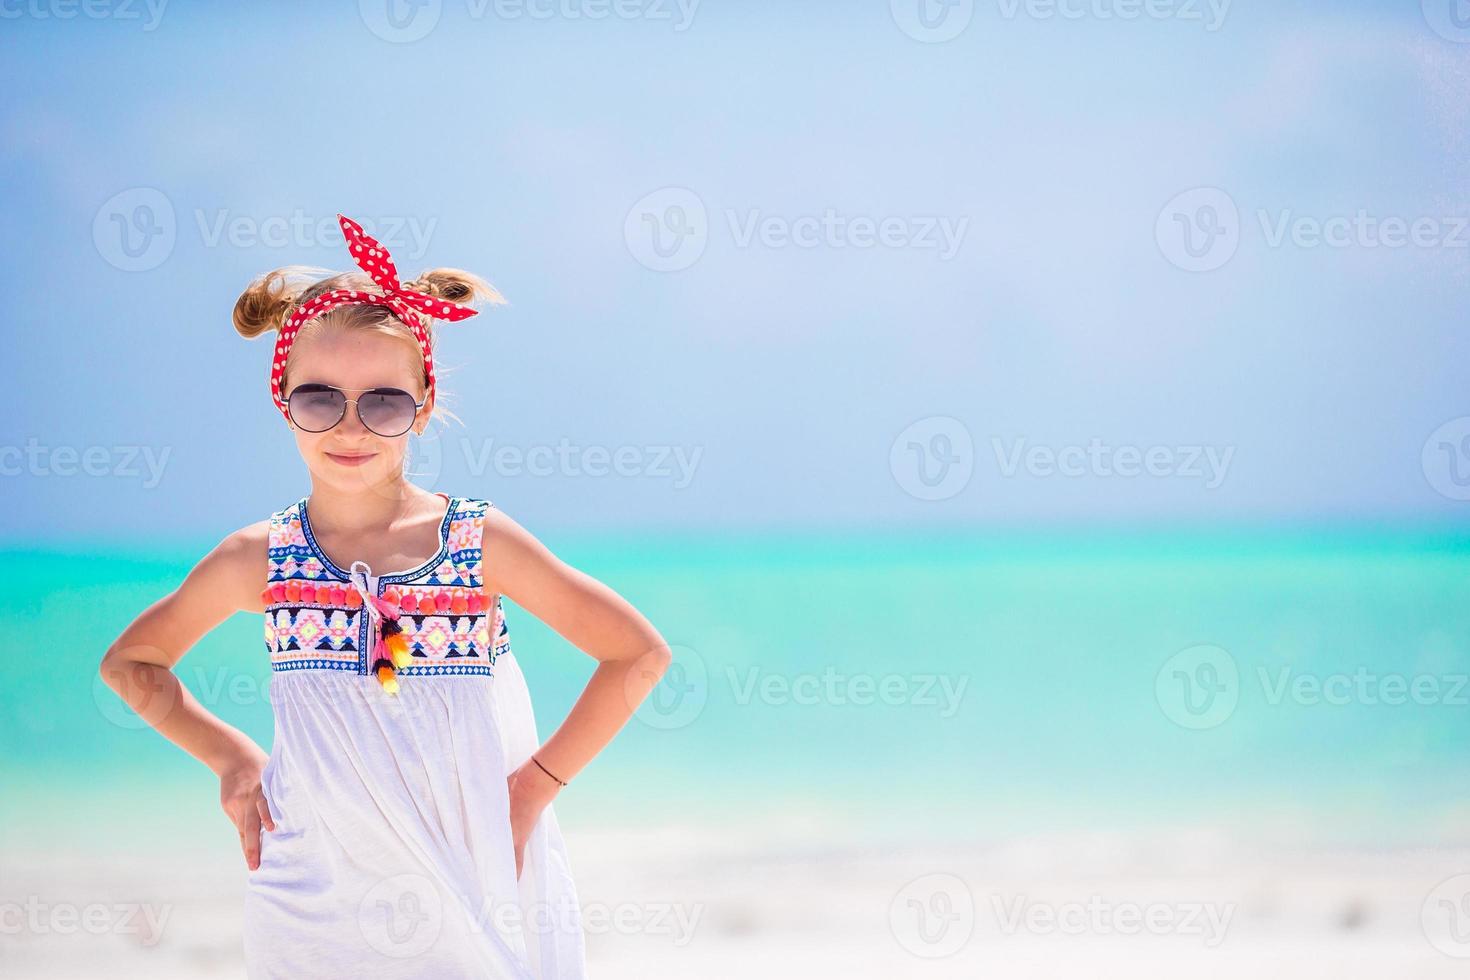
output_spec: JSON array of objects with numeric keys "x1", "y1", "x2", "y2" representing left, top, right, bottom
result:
[{"x1": 413, "y1": 390, "x2": 435, "y2": 436}]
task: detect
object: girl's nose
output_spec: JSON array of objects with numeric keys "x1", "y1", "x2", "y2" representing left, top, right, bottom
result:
[{"x1": 338, "y1": 398, "x2": 372, "y2": 435}]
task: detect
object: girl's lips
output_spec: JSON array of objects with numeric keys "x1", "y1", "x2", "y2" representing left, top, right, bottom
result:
[{"x1": 326, "y1": 452, "x2": 375, "y2": 467}]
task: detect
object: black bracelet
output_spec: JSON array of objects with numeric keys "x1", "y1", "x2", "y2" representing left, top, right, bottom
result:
[{"x1": 532, "y1": 755, "x2": 568, "y2": 786}]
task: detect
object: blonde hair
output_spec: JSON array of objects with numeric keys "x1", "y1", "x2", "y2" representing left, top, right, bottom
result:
[{"x1": 234, "y1": 264, "x2": 504, "y2": 427}]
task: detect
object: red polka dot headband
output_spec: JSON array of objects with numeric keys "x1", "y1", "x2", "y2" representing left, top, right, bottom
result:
[{"x1": 269, "y1": 213, "x2": 479, "y2": 421}]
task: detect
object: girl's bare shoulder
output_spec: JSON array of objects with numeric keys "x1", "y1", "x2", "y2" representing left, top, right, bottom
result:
[
  {"x1": 479, "y1": 503, "x2": 585, "y2": 600},
  {"x1": 188, "y1": 519, "x2": 272, "y2": 613},
  {"x1": 480, "y1": 504, "x2": 546, "y2": 560}
]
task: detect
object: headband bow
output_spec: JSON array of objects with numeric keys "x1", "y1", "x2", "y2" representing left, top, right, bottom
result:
[{"x1": 269, "y1": 213, "x2": 479, "y2": 421}]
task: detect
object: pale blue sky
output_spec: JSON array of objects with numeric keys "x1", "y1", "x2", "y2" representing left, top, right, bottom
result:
[{"x1": 3, "y1": 1, "x2": 1468, "y2": 544}]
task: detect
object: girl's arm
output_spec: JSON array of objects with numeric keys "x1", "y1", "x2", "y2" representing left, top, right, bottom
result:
[
  {"x1": 484, "y1": 507, "x2": 672, "y2": 869},
  {"x1": 98, "y1": 522, "x2": 277, "y2": 869},
  {"x1": 485, "y1": 507, "x2": 673, "y2": 782}
]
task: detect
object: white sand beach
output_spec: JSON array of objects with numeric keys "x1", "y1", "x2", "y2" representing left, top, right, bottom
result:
[{"x1": 4, "y1": 815, "x2": 1467, "y2": 978}]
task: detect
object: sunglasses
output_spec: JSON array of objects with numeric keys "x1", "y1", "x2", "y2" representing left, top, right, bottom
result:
[{"x1": 286, "y1": 383, "x2": 425, "y2": 437}]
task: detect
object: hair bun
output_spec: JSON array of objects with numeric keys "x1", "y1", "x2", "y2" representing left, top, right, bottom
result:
[
  {"x1": 403, "y1": 268, "x2": 505, "y2": 310},
  {"x1": 234, "y1": 266, "x2": 320, "y2": 338}
]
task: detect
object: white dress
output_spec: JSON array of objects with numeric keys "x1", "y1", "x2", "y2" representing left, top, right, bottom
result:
[{"x1": 242, "y1": 494, "x2": 586, "y2": 978}]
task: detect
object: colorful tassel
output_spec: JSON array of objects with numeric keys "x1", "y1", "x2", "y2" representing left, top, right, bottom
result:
[
  {"x1": 365, "y1": 593, "x2": 413, "y2": 693},
  {"x1": 385, "y1": 631, "x2": 412, "y2": 669},
  {"x1": 373, "y1": 657, "x2": 400, "y2": 695}
]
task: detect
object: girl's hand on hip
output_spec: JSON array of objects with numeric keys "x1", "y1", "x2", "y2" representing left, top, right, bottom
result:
[
  {"x1": 219, "y1": 746, "x2": 275, "y2": 871},
  {"x1": 506, "y1": 758, "x2": 562, "y2": 880}
]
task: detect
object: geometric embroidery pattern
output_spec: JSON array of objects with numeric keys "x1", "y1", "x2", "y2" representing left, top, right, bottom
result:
[{"x1": 263, "y1": 494, "x2": 511, "y2": 677}]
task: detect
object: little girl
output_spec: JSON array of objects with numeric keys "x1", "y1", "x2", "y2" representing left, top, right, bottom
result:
[{"x1": 99, "y1": 214, "x2": 671, "y2": 979}]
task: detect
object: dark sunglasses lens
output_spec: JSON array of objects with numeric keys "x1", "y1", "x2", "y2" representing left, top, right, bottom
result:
[
  {"x1": 288, "y1": 385, "x2": 346, "y2": 432},
  {"x1": 357, "y1": 389, "x2": 419, "y2": 436}
]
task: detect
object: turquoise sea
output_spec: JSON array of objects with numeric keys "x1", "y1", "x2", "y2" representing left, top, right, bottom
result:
[{"x1": 6, "y1": 526, "x2": 1469, "y2": 850}]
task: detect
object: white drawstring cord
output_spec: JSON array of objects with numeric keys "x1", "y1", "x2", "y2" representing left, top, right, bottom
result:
[{"x1": 348, "y1": 559, "x2": 380, "y2": 639}]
